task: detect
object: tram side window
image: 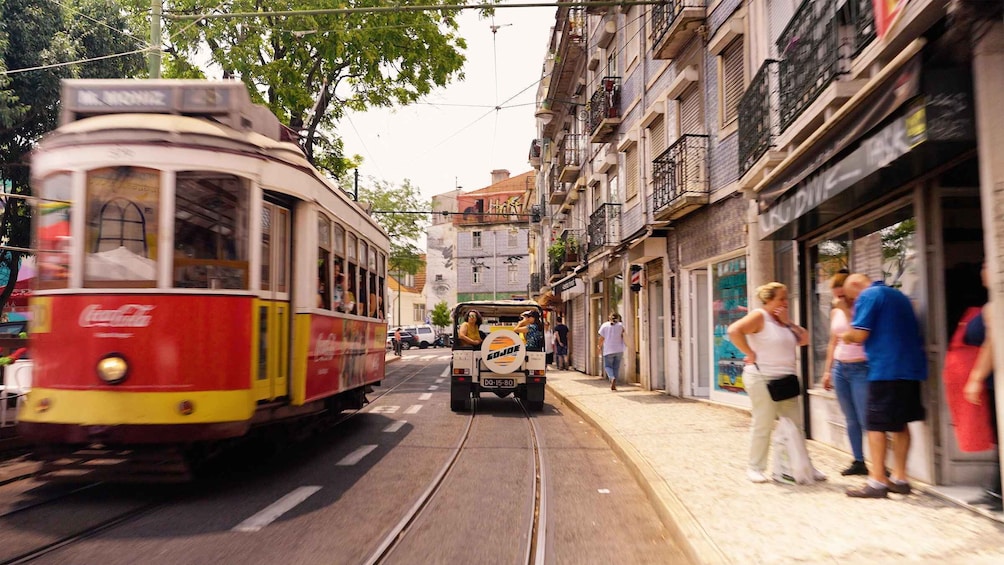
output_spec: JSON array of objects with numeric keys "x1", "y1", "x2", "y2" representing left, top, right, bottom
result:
[
  {"x1": 333, "y1": 223, "x2": 346, "y2": 310},
  {"x1": 36, "y1": 172, "x2": 73, "y2": 289},
  {"x1": 318, "y1": 215, "x2": 332, "y2": 309},
  {"x1": 346, "y1": 263, "x2": 358, "y2": 314},
  {"x1": 173, "y1": 171, "x2": 250, "y2": 289},
  {"x1": 84, "y1": 167, "x2": 160, "y2": 288},
  {"x1": 359, "y1": 240, "x2": 369, "y2": 318}
]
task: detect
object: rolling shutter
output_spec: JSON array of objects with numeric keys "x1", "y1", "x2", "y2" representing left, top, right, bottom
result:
[
  {"x1": 680, "y1": 86, "x2": 702, "y2": 135},
  {"x1": 722, "y1": 40, "x2": 744, "y2": 125}
]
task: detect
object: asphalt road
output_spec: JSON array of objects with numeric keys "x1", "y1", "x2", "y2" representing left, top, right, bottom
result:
[{"x1": 0, "y1": 349, "x2": 687, "y2": 564}]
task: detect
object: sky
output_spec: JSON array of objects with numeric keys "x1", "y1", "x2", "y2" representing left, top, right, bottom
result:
[{"x1": 338, "y1": 7, "x2": 554, "y2": 203}]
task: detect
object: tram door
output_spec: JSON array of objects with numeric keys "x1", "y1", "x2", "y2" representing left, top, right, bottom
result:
[{"x1": 255, "y1": 200, "x2": 292, "y2": 402}]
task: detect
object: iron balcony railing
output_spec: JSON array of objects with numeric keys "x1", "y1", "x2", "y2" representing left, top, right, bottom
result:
[
  {"x1": 738, "y1": 60, "x2": 780, "y2": 175},
  {"x1": 549, "y1": 231, "x2": 584, "y2": 278},
  {"x1": 650, "y1": 0, "x2": 707, "y2": 48},
  {"x1": 587, "y1": 77, "x2": 621, "y2": 137},
  {"x1": 777, "y1": 0, "x2": 844, "y2": 132},
  {"x1": 557, "y1": 133, "x2": 584, "y2": 171},
  {"x1": 850, "y1": 0, "x2": 876, "y2": 57},
  {"x1": 652, "y1": 134, "x2": 710, "y2": 213},
  {"x1": 588, "y1": 203, "x2": 621, "y2": 253},
  {"x1": 529, "y1": 272, "x2": 542, "y2": 294}
]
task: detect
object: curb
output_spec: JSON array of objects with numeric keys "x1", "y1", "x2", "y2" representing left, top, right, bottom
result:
[{"x1": 546, "y1": 382, "x2": 729, "y2": 565}]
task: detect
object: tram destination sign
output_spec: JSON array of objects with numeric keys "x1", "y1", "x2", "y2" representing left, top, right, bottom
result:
[{"x1": 61, "y1": 81, "x2": 236, "y2": 123}]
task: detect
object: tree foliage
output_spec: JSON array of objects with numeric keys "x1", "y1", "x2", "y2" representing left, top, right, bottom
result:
[
  {"x1": 135, "y1": 0, "x2": 470, "y2": 179},
  {"x1": 359, "y1": 177, "x2": 427, "y2": 277},
  {"x1": 430, "y1": 300, "x2": 451, "y2": 330},
  {"x1": 0, "y1": 0, "x2": 143, "y2": 310}
]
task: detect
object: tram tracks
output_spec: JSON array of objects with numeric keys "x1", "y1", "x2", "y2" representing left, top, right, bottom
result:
[{"x1": 362, "y1": 396, "x2": 549, "y2": 565}]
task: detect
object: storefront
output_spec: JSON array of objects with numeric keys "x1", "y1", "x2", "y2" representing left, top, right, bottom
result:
[{"x1": 756, "y1": 55, "x2": 986, "y2": 487}]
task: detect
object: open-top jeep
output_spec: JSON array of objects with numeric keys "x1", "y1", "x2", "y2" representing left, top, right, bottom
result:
[{"x1": 450, "y1": 301, "x2": 546, "y2": 412}]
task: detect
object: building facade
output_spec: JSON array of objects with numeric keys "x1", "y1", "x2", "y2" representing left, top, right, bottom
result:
[
  {"x1": 425, "y1": 189, "x2": 461, "y2": 313},
  {"x1": 530, "y1": 1, "x2": 1004, "y2": 494}
]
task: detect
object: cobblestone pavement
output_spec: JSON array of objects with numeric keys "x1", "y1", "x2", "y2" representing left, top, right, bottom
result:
[{"x1": 545, "y1": 369, "x2": 1004, "y2": 565}]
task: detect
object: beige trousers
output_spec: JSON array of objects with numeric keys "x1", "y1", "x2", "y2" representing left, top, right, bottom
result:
[{"x1": 744, "y1": 370, "x2": 802, "y2": 472}]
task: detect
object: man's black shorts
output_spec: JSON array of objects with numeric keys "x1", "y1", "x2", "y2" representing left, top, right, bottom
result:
[{"x1": 866, "y1": 380, "x2": 926, "y2": 432}]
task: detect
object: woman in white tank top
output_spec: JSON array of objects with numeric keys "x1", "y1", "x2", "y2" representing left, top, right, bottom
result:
[{"x1": 728, "y1": 282, "x2": 823, "y2": 484}]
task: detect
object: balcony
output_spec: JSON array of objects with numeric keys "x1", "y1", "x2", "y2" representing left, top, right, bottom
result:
[
  {"x1": 651, "y1": 0, "x2": 706, "y2": 60},
  {"x1": 529, "y1": 272, "x2": 542, "y2": 294},
  {"x1": 652, "y1": 134, "x2": 710, "y2": 221},
  {"x1": 738, "y1": 60, "x2": 782, "y2": 178},
  {"x1": 777, "y1": 0, "x2": 846, "y2": 133},
  {"x1": 548, "y1": 165, "x2": 567, "y2": 205},
  {"x1": 541, "y1": 7, "x2": 587, "y2": 140},
  {"x1": 548, "y1": 231, "x2": 584, "y2": 281},
  {"x1": 588, "y1": 203, "x2": 622, "y2": 254},
  {"x1": 588, "y1": 77, "x2": 621, "y2": 144},
  {"x1": 528, "y1": 138, "x2": 542, "y2": 169},
  {"x1": 557, "y1": 133, "x2": 584, "y2": 183}
]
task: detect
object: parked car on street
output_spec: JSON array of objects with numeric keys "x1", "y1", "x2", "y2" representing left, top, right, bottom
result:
[{"x1": 402, "y1": 325, "x2": 436, "y2": 348}]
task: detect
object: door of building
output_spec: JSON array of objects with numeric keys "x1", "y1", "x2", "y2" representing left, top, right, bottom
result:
[
  {"x1": 650, "y1": 278, "x2": 666, "y2": 390},
  {"x1": 692, "y1": 270, "x2": 710, "y2": 396}
]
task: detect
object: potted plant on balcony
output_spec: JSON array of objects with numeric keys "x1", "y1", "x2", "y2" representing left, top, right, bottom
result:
[
  {"x1": 548, "y1": 239, "x2": 567, "y2": 265},
  {"x1": 563, "y1": 236, "x2": 580, "y2": 264}
]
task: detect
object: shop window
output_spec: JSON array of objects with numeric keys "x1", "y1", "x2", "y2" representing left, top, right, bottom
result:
[
  {"x1": 712, "y1": 257, "x2": 748, "y2": 395},
  {"x1": 86, "y1": 167, "x2": 161, "y2": 288},
  {"x1": 808, "y1": 205, "x2": 917, "y2": 386}
]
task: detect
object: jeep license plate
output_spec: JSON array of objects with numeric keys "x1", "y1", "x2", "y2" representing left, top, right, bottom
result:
[{"x1": 482, "y1": 378, "x2": 515, "y2": 388}]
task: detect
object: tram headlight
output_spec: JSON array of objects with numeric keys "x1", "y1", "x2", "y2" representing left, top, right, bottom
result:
[{"x1": 96, "y1": 354, "x2": 129, "y2": 384}]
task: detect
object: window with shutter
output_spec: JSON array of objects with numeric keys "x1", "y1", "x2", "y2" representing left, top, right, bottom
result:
[
  {"x1": 650, "y1": 115, "x2": 667, "y2": 159},
  {"x1": 680, "y1": 86, "x2": 702, "y2": 135},
  {"x1": 626, "y1": 147, "x2": 639, "y2": 200},
  {"x1": 720, "y1": 39, "x2": 744, "y2": 126}
]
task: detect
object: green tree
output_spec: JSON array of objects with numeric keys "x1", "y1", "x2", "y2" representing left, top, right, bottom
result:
[
  {"x1": 360, "y1": 177, "x2": 427, "y2": 276},
  {"x1": 430, "y1": 300, "x2": 451, "y2": 331},
  {"x1": 0, "y1": 0, "x2": 143, "y2": 311},
  {"x1": 138, "y1": 0, "x2": 470, "y2": 179}
]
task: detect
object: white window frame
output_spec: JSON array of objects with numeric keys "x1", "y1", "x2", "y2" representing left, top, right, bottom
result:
[{"x1": 472, "y1": 230, "x2": 482, "y2": 249}]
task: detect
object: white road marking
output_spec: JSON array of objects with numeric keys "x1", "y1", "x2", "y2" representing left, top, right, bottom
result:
[
  {"x1": 597, "y1": 489, "x2": 610, "y2": 494},
  {"x1": 427, "y1": 385, "x2": 439, "y2": 391},
  {"x1": 370, "y1": 406, "x2": 400, "y2": 414},
  {"x1": 440, "y1": 367, "x2": 450, "y2": 378},
  {"x1": 435, "y1": 378, "x2": 445, "y2": 384},
  {"x1": 418, "y1": 393, "x2": 432, "y2": 400},
  {"x1": 439, "y1": 355, "x2": 452, "y2": 360},
  {"x1": 404, "y1": 405, "x2": 423, "y2": 414},
  {"x1": 232, "y1": 486, "x2": 321, "y2": 532},
  {"x1": 421, "y1": 355, "x2": 436, "y2": 360},
  {"x1": 336, "y1": 444, "x2": 378, "y2": 466},
  {"x1": 383, "y1": 420, "x2": 407, "y2": 432}
]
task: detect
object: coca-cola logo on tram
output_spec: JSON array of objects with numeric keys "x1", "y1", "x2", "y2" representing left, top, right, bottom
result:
[{"x1": 78, "y1": 304, "x2": 155, "y2": 328}]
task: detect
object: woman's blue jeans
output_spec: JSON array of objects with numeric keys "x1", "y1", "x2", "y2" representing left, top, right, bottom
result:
[
  {"x1": 603, "y1": 352, "x2": 623, "y2": 381},
  {"x1": 833, "y1": 360, "x2": 869, "y2": 461}
]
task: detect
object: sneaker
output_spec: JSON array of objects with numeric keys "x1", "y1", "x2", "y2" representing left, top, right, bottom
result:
[
  {"x1": 812, "y1": 468, "x2": 827, "y2": 482},
  {"x1": 747, "y1": 468, "x2": 769, "y2": 483},
  {"x1": 846, "y1": 483, "x2": 888, "y2": 498},
  {"x1": 840, "y1": 460, "x2": 869, "y2": 476},
  {"x1": 887, "y1": 481, "x2": 912, "y2": 495},
  {"x1": 773, "y1": 473, "x2": 796, "y2": 485}
]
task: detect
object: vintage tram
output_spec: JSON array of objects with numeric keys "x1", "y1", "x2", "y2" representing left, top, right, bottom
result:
[{"x1": 18, "y1": 80, "x2": 389, "y2": 479}]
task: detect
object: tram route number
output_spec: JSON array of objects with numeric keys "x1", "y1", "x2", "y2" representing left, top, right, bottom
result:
[{"x1": 481, "y1": 378, "x2": 515, "y2": 388}]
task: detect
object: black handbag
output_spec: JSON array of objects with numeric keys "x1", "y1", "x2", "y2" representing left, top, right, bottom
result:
[{"x1": 766, "y1": 374, "x2": 800, "y2": 401}]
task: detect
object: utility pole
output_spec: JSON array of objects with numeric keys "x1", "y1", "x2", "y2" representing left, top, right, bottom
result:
[{"x1": 149, "y1": 1, "x2": 162, "y2": 78}]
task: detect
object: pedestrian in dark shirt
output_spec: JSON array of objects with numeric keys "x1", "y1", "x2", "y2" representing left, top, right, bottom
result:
[{"x1": 554, "y1": 316, "x2": 570, "y2": 370}]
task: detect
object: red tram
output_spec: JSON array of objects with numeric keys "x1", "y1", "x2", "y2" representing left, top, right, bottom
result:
[{"x1": 18, "y1": 80, "x2": 388, "y2": 479}]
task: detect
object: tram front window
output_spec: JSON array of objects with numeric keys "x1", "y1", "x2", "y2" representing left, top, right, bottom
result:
[
  {"x1": 173, "y1": 172, "x2": 250, "y2": 289},
  {"x1": 84, "y1": 167, "x2": 160, "y2": 288},
  {"x1": 36, "y1": 172, "x2": 72, "y2": 290}
]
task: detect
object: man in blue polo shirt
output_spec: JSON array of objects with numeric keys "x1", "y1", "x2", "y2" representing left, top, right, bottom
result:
[{"x1": 840, "y1": 273, "x2": 927, "y2": 499}]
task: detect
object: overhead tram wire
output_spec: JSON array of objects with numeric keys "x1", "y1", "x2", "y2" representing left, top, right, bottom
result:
[{"x1": 168, "y1": 2, "x2": 671, "y2": 22}]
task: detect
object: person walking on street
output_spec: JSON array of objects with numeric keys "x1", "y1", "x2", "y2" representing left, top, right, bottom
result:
[
  {"x1": 961, "y1": 262, "x2": 1001, "y2": 510},
  {"x1": 544, "y1": 321, "x2": 555, "y2": 366},
  {"x1": 727, "y1": 282, "x2": 819, "y2": 484},
  {"x1": 841, "y1": 273, "x2": 928, "y2": 499},
  {"x1": 821, "y1": 270, "x2": 870, "y2": 476},
  {"x1": 394, "y1": 327, "x2": 403, "y2": 357},
  {"x1": 598, "y1": 312, "x2": 626, "y2": 390},
  {"x1": 554, "y1": 316, "x2": 570, "y2": 370}
]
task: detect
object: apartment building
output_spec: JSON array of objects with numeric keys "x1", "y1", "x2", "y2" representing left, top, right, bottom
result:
[{"x1": 531, "y1": 1, "x2": 1004, "y2": 493}]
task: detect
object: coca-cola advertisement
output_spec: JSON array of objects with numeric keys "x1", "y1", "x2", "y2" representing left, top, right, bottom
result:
[
  {"x1": 303, "y1": 316, "x2": 385, "y2": 402},
  {"x1": 32, "y1": 295, "x2": 252, "y2": 391}
]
